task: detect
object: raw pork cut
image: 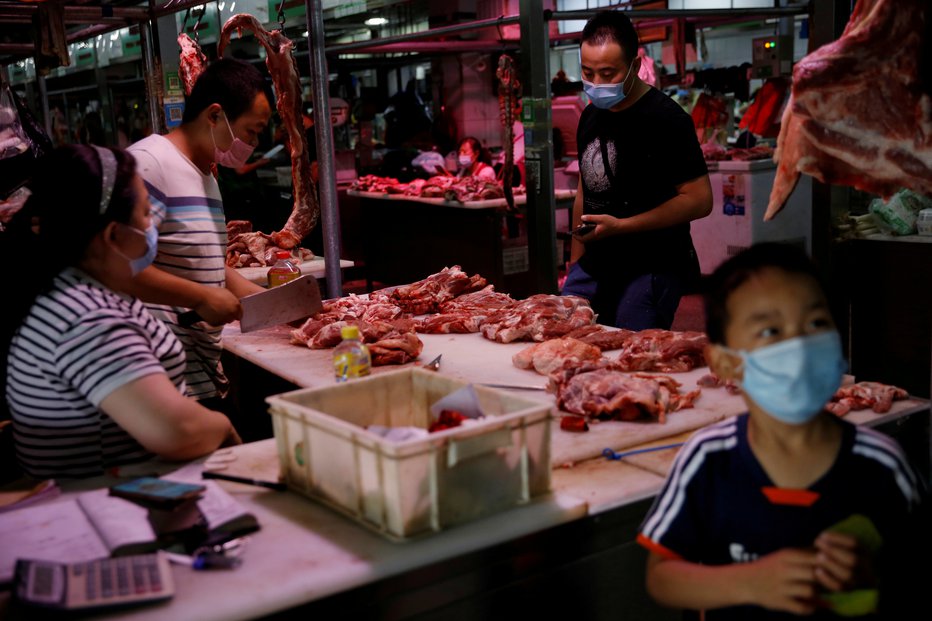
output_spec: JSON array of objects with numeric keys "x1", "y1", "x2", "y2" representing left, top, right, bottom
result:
[
  {"x1": 382, "y1": 266, "x2": 486, "y2": 315},
  {"x1": 368, "y1": 331, "x2": 423, "y2": 366},
  {"x1": 564, "y1": 325, "x2": 636, "y2": 352},
  {"x1": 615, "y1": 330, "x2": 708, "y2": 373},
  {"x1": 177, "y1": 33, "x2": 207, "y2": 96},
  {"x1": 225, "y1": 220, "x2": 314, "y2": 267},
  {"x1": 554, "y1": 366, "x2": 700, "y2": 423},
  {"x1": 480, "y1": 295, "x2": 595, "y2": 343},
  {"x1": 826, "y1": 381, "x2": 909, "y2": 416},
  {"x1": 766, "y1": 0, "x2": 932, "y2": 220},
  {"x1": 512, "y1": 338, "x2": 603, "y2": 376},
  {"x1": 417, "y1": 286, "x2": 515, "y2": 334}
]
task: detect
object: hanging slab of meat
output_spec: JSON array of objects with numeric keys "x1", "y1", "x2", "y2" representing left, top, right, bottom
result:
[
  {"x1": 825, "y1": 381, "x2": 909, "y2": 416},
  {"x1": 554, "y1": 367, "x2": 700, "y2": 424},
  {"x1": 615, "y1": 330, "x2": 708, "y2": 373},
  {"x1": 219, "y1": 14, "x2": 320, "y2": 258},
  {"x1": 178, "y1": 33, "x2": 207, "y2": 96},
  {"x1": 512, "y1": 337, "x2": 604, "y2": 376},
  {"x1": 766, "y1": 0, "x2": 932, "y2": 220},
  {"x1": 496, "y1": 54, "x2": 520, "y2": 212},
  {"x1": 381, "y1": 266, "x2": 487, "y2": 315},
  {"x1": 479, "y1": 295, "x2": 595, "y2": 344}
]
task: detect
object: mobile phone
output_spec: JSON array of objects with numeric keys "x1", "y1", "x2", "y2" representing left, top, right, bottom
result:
[
  {"x1": 572, "y1": 222, "x2": 596, "y2": 236},
  {"x1": 261, "y1": 144, "x2": 285, "y2": 159},
  {"x1": 110, "y1": 477, "x2": 206, "y2": 508}
]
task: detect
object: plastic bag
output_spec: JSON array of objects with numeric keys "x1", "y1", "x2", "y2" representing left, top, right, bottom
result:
[
  {"x1": 0, "y1": 78, "x2": 52, "y2": 199},
  {"x1": 869, "y1": 189, "x2": 932, "y2": 235}
]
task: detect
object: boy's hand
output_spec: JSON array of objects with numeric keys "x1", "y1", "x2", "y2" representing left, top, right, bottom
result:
[
  {"x1": 814, "y1": 531, "x2": 874, "y2": 592},
  {"x1": 745, "y1": 548, "x2": 820, "y2": 615}
]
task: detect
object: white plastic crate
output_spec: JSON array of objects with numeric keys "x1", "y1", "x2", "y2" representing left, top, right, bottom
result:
[{"x1": 266, "y1": 368, "x2": 552, "y2": 541}]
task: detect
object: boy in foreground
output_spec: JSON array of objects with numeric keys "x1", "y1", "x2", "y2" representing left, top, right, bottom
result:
[{"x1": 637, "y1": 243, "x2": 927, "y2": 619}]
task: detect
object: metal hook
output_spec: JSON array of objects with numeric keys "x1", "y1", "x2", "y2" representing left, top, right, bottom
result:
[
  {"x1": 193, "y1": 5, "x2": 205, "y2": 44},
  {"x1": 496, "y1": 15, "x2": 505, "y2": 49},
  {"x1": 180, "y1": 7, "x2": 191, "y2": 35},
  {"x1": 277, "y1": 0, "x2": 286, "y2": 31}
]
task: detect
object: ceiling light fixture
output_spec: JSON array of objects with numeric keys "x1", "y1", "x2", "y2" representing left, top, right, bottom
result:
[{"x1": 365, "y1": 17, "x2": 388, "y2": 26}]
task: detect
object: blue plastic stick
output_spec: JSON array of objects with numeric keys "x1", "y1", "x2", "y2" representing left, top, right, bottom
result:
[{"x1": 602, "y1": 443, "x2": 685, "y2": 461}]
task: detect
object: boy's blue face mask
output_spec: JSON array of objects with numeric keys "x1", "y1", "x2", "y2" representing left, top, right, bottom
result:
[
  {"x1": 727, "y1": 331, "x2": 846, "y2": 425},
  {"x1": 582, "y1": 60, "x2": 635, "y2": 109}
]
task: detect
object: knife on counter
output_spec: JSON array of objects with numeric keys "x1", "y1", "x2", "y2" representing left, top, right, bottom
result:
[{"x1": 178, "y1": 275, "x2": 323, "y2": 332}]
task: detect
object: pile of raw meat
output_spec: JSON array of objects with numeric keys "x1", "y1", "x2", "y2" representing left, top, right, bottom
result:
[
  {"x1": 290, "y1": 294, "x2": 422, "y2": 366},
  {"x1": 351, "y1": 175, "x2": 525, "y2": 203},
  {"x1": 226, "y1": 220, "x2": 314, "y2": 267},
  {"x1": 701, "y1": 143, "x2": 775, "y2": 163},
  {"x1": 513, "y1": 329, "x2": 707, "y2": 375},
  {"x1": 824, "y1": 381, "x2": 909, "y2": 416},
  {"x1": 290, "y1": 266, "x2": 604, "y2": 365},
  {"x1": 550, "y1": 362, "x2": 701, "y2": 424},
  {"x1": 510, "y1": 329, "x2": 707, "y2": 424}
]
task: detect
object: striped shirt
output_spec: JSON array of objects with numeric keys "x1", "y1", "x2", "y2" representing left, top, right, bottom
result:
[
  {"x1": 128, "y1": 134, "x2": 228, "y2": 400},
  {"x1": 6, "y1": 268, "x2": 187, "y2": 478},
  {"x1": 637, "y1": 414, "x2": 926, "y2": 620}
]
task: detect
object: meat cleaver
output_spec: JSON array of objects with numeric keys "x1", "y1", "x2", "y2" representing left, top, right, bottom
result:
[
  {"x1": 239, "y1": 275, "x2": 323, "y2": 332},
  {"x1": 177, "y1": 275, "x2": 322, "y2": 331}
]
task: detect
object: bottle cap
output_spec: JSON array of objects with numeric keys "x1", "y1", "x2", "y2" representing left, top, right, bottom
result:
[
  {"x1": 276, "y1": 250, "x2": 291, "y2": 260},
  {"x1": 340, "y1": 325, "x2": 361, "y2": 340}
]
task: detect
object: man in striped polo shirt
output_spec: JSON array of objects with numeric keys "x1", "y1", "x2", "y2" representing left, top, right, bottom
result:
[{"x1": 127, "y1": 60, "x2": 271, "y2": 405}]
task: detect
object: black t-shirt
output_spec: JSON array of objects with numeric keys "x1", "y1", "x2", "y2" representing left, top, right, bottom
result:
[{"x1": 576, "y1": 88, "x2": 707, "y2": 280}]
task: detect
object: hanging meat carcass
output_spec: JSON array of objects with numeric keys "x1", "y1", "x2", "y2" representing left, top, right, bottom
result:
[
  {"x1": 765, "y1": 0, "x2": 932, "y2": 220},
  {"x1": 496, "y1": 54, "x2": 521, "y2": 212},
  {"x1": 219, "y1": 14, "x2": 320, "y2": 265},
  {"x1": 177, "y1": 33, "x2": 207, "y2": 96}
]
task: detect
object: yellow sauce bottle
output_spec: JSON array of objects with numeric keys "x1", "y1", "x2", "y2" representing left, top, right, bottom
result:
[{"x1": 333, "y1": 325, "x2": 371, "y2": 382}]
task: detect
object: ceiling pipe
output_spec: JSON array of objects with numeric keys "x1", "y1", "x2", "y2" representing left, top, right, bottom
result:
[{"x1": 326, "y1": 15, "x2": 521, "y2": 54}]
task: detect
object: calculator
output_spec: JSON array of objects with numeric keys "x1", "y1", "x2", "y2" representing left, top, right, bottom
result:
[{"x1": 14, "y1": 553, "x2": 175, "y2": 611}]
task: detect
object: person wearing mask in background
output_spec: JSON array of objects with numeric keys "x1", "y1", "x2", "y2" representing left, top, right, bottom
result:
[
  {"x1": 5, "y1": 145, "x2": 240, "y2": 478},
  {"x1": 453, "y1": 136, "x2": 496, "y2": 182},
  {"x1": 126, "y1": 59, "x2": 271, "y2": 408},
  {"x1": 638, "y1": 243, "x2": 927, "y2": 619},
  {"x1": 564, "y1": 11, "x2": 712, "y2": 330}
]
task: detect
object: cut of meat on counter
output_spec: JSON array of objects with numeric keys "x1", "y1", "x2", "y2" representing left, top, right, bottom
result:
[
  {"x1": 563, "y1": 325, "x2": 636, "y2": 352},
  {"x1": 615, "y1": 330, "x2": 708, "y2": 373},
  {"x1": 226, "y1": 220, "x2": 314, "y2": 267},
  {"x1": 416, "y1": 286, "x2": 515, "y2": 334},
  {"x1": 292, "y1": 318, "x2": 421, "y2": 366},
  {"x1": 765, "y1": 0, "x2": 932, "y2": 220},
  {"x1": 552, "y1": 365, "x2": 701, "y2": 424},
  {"x1": 351, "y1": 175, "x2": 525, "y2": 203},
  {"x1": 480, "y1": 295, "x2": 595, "y2": 344},
  {"x1": 696, "y1": 373, "x2": 741, "y2": 395},
  {"x1": 375, "y1": 266, "x2": 487, "y2": 315},
  {"x1": 824, "y1": 381, "x2": 909, "y2": 417},
  {"x1": 513, "y1": 338, "x2": 603, "y2": 376}
]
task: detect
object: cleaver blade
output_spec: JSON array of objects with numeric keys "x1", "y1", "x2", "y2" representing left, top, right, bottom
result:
[{"x1": 239, "y1": 275, "x2": 323, "y2": 333}]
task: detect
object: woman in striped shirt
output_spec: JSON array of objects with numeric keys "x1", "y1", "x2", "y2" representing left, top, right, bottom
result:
[{"x1": 5, "y1": 145, "x2": 240, "y2": 478}]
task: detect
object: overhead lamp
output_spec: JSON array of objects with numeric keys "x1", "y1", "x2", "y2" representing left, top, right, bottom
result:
[{"x1": 365, "y1": 17, "x2": 388, "y2": 26}]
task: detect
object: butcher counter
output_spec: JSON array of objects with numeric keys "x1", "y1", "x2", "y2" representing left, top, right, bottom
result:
[{"x1": 0, "y1": 325, "x2": 927, "y2": 621}]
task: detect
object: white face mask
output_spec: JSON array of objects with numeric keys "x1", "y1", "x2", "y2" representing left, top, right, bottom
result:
[
  {"x1": 212, "y1": 111, "x2": 255, "y2": 168},
  {"x1": 458, "y1": 154, "x2": 473, "y2": 168}
]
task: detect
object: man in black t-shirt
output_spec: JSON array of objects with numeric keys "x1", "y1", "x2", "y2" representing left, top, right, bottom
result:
[{"x1": 562, "y1": 11, "x2": 712, "y2": 330}]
